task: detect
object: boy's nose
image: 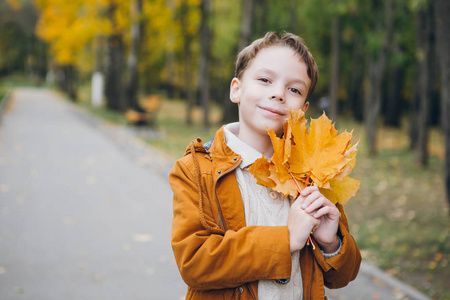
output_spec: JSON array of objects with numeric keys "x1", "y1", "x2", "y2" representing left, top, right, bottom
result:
[
  {"x1": 269, "y1": 84, "x2": 285, "y2": 102},
  {"x1": 270, "y1": 94, "x2": 285, "y2": 102}
]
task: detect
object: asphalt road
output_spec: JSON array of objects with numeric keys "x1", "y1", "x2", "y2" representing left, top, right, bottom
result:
[{"x1": 0, "y1": 88, "x2": 431, "y2": 300}]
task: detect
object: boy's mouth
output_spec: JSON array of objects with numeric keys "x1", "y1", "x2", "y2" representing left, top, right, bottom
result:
[{"x1": 259, "y1": 106, "x2": 286, "y2": 116}]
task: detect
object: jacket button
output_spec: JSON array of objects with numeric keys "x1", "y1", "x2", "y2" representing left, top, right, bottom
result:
[
  {"x1": 238, "y1": 286, "x2": 244, "y2": 293},
  {"x1": 270, "y1": 191, "x2": 278, "y2": 199},
  {"x1": 233, "y1": 157, "x2": 238, "y2": 161},
  {"x1": 217, "y1": 170, "x2": 222, "y2": 174}
]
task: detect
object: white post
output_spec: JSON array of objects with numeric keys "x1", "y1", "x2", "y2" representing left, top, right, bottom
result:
[{"x1": 91, "y1": 72, "x2": 104, "y2": 108}]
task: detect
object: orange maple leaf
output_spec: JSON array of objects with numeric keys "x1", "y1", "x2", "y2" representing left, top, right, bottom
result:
[{"x1": 249, "y1": 109, "x2": 359, "y2": 204}]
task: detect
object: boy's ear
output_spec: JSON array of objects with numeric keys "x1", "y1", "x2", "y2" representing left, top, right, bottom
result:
[
  {"x1": 230, "y1": 77, "x2": 240, "y2": 104},
  {"x1": 302, "y1": 101, "x2": 309, "y2": 112}
]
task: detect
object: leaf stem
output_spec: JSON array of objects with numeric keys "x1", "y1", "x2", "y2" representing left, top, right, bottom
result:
[
  {"x1": 288, "y1": 170, "x2": 303, "y2": 197},
  {"x1": 304, "y1": 170, "x2": 312, "y2": 189}
]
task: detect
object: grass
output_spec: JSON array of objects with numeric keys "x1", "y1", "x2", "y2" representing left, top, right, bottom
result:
[
  {"x1": 76, "y1": 81, "x2": 223, "y2": 157},
  {"x1": 146, "y1": 98, "x2": 223, "y2": 157},
  {"x1": 345, "y1": 146, "x2": 449, "y2": 299},
  {"x1": 336, "y1": 117, "x2": 448, "y2": 299},
  {"x1": 0, "y1": 74, "x2": 52, "y2": 103}
]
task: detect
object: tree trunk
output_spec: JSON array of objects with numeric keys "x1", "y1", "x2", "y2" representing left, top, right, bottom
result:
[
  {"x1": 63, "y1": 65, "x2": 77, "y2": 101},
  {"x1": 179, "y1": 0, "x2": 196, "y2": 125},
  {"x1": 238, "y1": 0, "x2": 254, "y2": 52},
  {"x1": 252, "y1": 0, "x2": 268, "y2": 46},
  {"x1": 416, "y1": 2, "x2": 435, "y2": 167},
  {"x1": 329, "y1": 14, "x2": 340, "y2": 122},
  {"x1": 409, "y1": 71, "x2": 421, "y2": 150},
  {"x1": 428, "y1": 41, "x2": 440, "y2": 127},
  {"x1": 349, "y1": 39, "x2": 365, "y2": 122},
  {"x1": 125, "y1": 0, "x2": 142, "y2": 109},
  {"x1": 384, "y1": 45, "x2": 405, "y2": 127},
  {"x1": 94, "y1": 35, "x2": 104, "y2": 73},
  {"x1": 365, "y1": 61, "x2": 383, "y2": 155},
  {"x1": 198, "y1": 0, "x2": 212, "y2": 128},
  {"x1": 165, "y1": 0, "x2": 177, "y2": 99},
  {"x1": 435, "y1": 0, "x2": 450, "y2": 207},
  {"x1": 222, "y1": 0, "x2": 254, "y2": 124},
  {"x1": 105, "y1": 3, "x2": 125, "y2": 112},
  {"x1": 364, "y1": 0, "x2": 393, "y2": 156}
]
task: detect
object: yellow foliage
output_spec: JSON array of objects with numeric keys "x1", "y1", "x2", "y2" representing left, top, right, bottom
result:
[
  {"x1": 249, "y1": 110, "x2": 360, "y2": 205},
  {"x1": 33, "y1": 0, "x2": 130, "y2": 66},
  {"x1": 32, "y1": 0, "x2": 202, "y2": 88}
]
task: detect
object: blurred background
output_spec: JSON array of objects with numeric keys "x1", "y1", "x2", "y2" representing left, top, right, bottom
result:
[{"x1": 0, "y1": 0, "x2": 449, "y2": 298}]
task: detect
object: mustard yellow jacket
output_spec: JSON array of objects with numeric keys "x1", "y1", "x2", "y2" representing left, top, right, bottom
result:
[{"x1": 169, "y1": 126, "x2": 361, "y2": 299}]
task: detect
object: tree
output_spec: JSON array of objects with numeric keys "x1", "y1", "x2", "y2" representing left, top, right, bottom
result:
[
  {"x1": 104, "y1": 2, "x2": 125, "y2": 111},
  {"x1": 125, "y1": 0, "x2": 143, "y2": 110},
  {"x1": 384, "y1": 43, "x2": 405, "y2": 127},
  {"x1": 364, "y1": 0, "x2": 394, "y2": 156},
  {"x1": 33, "y1": 0, "x2": 117, "y2": 100},
  {"x1": 329, "y1": 10, "x2": 340, "y2": 121},
  {"x1": 415, "y1": 1, "x2": 436, "y2": 167},
  {"x1": 347, "y1": 40, "x2": 365, "y2": 121},
  {"x1": 178, "y1": 0, "x2": 200, "y2": 125},
  {"x1": 197, "y1": 0, "x2": 212, "y2": 127},
  {"x1": 435, "y1": 0, "x2": 450, "y2": 206},
  {"x1": 237, "y1": 0, "x2": 254, "y2": 52},
  {"x1": 222, "y1": 0, "x2": 254, "y2": 124},
  {"x1": 34, "y1": 0, "x2": 92, "y2": 100},
  {"x1": 1, "y1": 0, "x2": 46, "y2": 79}
]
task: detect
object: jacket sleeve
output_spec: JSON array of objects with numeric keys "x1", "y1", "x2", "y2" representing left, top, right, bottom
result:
[
  {"x1": 169, "y1": 158, "x2": 292, "y2": 290},
  {"x1": 312, "y1": 203, "x2": 361, "y2": 289}
]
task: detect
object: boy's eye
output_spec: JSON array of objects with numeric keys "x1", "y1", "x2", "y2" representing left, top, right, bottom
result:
[
  {"x1": 289, "y1": 87, "x2": 302, "y2": 95},
  {"x1": 259, "y1": 78, "x2": 270, "y2": 83}
]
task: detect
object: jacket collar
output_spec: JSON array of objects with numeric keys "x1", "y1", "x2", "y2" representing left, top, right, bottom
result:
[
  {"x1": 223, "y1": 123, "x2": 263, "y2": 169},
  {"x1": 208, "y1": 125, "x2": 242, "y2": 173}
]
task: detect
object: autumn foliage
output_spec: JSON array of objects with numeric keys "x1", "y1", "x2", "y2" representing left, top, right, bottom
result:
[{"x1": 249, "y1": 109, "x2": 360, "y2": 205}]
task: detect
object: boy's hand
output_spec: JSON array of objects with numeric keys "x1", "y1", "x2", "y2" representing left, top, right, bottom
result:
[
  {"x1": 287, "y1": 196, "x2": 320, "y2": 252},
  {"x1": 300, "y1": 186, "x2": 340, "y2": 253}
]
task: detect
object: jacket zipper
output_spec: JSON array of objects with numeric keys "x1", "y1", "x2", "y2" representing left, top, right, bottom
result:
[{"x1": 213, "y1": 158, "x2": 242, "y2": 232}]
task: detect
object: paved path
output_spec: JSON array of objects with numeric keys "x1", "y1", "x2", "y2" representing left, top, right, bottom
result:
[{"x1": 0, "y1": 88, "x2": 431, "y2": 300}]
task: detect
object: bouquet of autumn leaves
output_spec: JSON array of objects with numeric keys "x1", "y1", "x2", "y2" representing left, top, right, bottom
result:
[{"x1": 249, "y1": 109, "x2": 360, "y2": 205}]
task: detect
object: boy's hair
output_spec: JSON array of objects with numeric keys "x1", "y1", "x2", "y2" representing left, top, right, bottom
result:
[{"x1": 234, "y1": 31, "x2": 319, "y2": 99}]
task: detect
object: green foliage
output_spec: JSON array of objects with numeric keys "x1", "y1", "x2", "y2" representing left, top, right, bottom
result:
[
  {"x1": 0, "y1": 22, "x2": 27, "y2": 73},
  {"x1": 0, "y1": 0, "x2": 43, "y2": 76}
]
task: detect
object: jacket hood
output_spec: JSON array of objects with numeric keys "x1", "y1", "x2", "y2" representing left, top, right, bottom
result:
[{"x1": 183, "y1": 137, "x2": 207, "y2": 156}]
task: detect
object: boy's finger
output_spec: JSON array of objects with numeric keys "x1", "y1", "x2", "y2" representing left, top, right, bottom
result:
[
  {"x1": 300, "y1": 185, "x2": 319, "y2": 196},
  {"x1": 301, "y1": 191, "x2": 322, "y2": 209},
  {"x1": 292, "y1": 194, "x2": 304, "y2": 206},
  {"x1": 303, "y1": 195, "x2": 327, "y2": 212}
]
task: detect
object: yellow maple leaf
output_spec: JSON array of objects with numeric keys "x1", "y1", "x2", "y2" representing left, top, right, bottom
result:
[
  {"x1": 319, "y1": 176, "x2": 360, "y2": 205},
  {"x1": 289, "y1": 113, "x2": 353, "y2": 187},
  {"x1": 249, "y1": 155, "x2": 276, "y2": 189},
  {"x1": 249, "y1": 109, "x2": 360, "y2": 204}
]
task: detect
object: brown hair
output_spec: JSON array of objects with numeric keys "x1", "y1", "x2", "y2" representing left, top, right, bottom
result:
[{"x1": 234, "y1": 31, "x2": 319, "y2": 99}]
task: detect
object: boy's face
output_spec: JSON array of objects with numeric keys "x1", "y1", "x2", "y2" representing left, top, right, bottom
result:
[{"x1": 230, "y1": 46, "x2": 310, "y2": 141}]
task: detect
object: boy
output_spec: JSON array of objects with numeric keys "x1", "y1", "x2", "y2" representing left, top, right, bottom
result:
[{"x1": 169, "y1": 32, "x2": 361, "y2": 299}]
